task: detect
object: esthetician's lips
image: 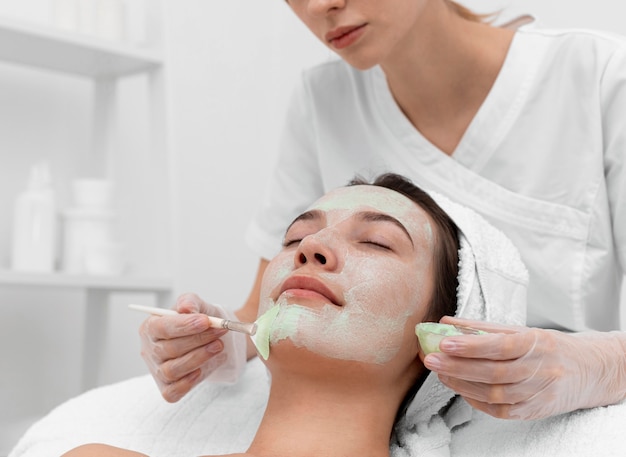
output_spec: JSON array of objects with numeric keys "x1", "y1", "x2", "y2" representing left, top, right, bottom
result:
[
  {"x1": 325, "y1": 24, "x2": 367, "y2": 50},
  {"x1": 280, "y1": 275, "x2": 343, "y2": 307}
]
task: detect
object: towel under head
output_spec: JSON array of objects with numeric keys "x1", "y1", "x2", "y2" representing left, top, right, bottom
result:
[{"x1": 397, "y1": 190, "x2": 528, "y2": 448}]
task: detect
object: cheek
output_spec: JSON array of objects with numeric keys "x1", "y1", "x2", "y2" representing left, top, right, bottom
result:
[
  {"x1": 311, "y1": 254, "x2": 432, "y2": 364},
  {"x1": 259, "y1": 255, "x2": 293, "y2": 315},
  {"x1": 327, "y1": 253, "x2": 430, "y2": 319}
]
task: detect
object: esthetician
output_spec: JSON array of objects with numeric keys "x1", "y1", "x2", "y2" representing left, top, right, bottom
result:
[{"x1": 139, "y1": 0, "x2": 626, "y2": 420}]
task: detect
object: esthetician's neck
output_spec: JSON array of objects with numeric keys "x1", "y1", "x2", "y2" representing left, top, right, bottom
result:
[{"x1": 380, "y1": 1, "x2": 514, "y2": 156}]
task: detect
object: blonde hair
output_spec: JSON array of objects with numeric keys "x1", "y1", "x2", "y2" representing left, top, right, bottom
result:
[{"x1": 445, "y1": 0, "x2": 493, "y2": 23}]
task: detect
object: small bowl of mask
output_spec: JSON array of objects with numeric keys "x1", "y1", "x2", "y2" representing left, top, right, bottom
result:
[{"x1": 415, "y1": 322, "x2": 486, "y2": 355}]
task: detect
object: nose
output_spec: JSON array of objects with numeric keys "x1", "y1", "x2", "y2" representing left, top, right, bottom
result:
[
  {"x1": 294, "y1": 232, "x2": 338, "y2": 270},
  {"x1": 306, "y1": 0, "x2": 345, "y2": 16}
]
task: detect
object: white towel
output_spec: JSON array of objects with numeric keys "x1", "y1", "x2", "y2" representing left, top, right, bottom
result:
[
  {"x1": 391, "y1": 191, "x2": 529, "y2": 456},
  {"x1": 9, "y1": 359, "x2": 270, "y2": 457},
  {"x1": 450, "y1": 400, "x2": 626, "y2": 456}
]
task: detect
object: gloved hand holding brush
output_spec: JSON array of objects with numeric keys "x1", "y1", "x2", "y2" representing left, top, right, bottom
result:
[{"x1": 139, "y1": 293, "x2": 248, "y2": 402}]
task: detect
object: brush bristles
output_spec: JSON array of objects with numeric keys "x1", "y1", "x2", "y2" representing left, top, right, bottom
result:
[{"x1": 223, "y1": 320, "x2": 257, "y2": 335}]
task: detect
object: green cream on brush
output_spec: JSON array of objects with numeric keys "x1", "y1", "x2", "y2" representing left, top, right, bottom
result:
[{"x1": 251, "y1": 303, "x2": 281, "y2": 360}]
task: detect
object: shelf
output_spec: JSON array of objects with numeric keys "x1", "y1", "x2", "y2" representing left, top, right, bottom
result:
[
  {"x1": 0, "y1": 269, "x2": 171, "y2": 292},
  {"x1": 0, "y1": 15, "x2": 163, "y2": 78}
]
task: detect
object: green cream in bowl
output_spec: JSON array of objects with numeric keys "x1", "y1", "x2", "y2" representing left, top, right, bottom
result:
[{"x1": 415, "y1": 322, "x2": 486, "y2": 355}]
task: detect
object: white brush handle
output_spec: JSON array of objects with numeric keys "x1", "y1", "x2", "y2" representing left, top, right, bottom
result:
[
  {"x1": 128, "y1": 303, "x2": 257, "y2": 335},
  {"x1": 128, "y1": 303, "x2": 178, "y2": 316}
]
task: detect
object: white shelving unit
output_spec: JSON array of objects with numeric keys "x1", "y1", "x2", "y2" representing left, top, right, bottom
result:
[
  {"x1": 0, "y1": 6, "x2": 172, "y2": 450},
  {"x1": 0, "y1": 14, "x2": 163, "y2": 78},
  {"x1": 0, "y1": 267, "x2": 171, "y2": 392},
  {"x1": 0, "y1": 268, "x2": 171, "y2": 291}
]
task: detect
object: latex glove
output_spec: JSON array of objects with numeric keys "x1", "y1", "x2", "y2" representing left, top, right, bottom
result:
[
  {"x1": 422, "y1": 316, "x2": 626, "y2": 420},
  {"x1": 139, "y1": 293, "x2": 248, "y2": 402}
]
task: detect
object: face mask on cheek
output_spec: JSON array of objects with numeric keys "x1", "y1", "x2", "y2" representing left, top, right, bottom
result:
[{"x1": 266, "y1": 255, "x2": 424, "y2": 365}]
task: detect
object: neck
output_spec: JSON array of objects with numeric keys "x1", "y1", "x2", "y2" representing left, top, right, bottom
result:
[
  {"x1": 381, "y1": 1, "x2": 515, "y2": 154},
  {"x1": 247, "y1": 369, "x2": 402, "y2": 457}
]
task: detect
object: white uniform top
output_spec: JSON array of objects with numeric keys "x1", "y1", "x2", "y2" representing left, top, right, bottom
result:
[{"x1": 245, "y1": 27, "x2": 626, "y2": 332}]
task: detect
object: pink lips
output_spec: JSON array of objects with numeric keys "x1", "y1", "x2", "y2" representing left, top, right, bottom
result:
[
  {"x1": 280, "y1": 275, "x2": 342, "y2": 307},
  {"x1": 325, "y1": 24, "x2": 367, "y2": 50}
]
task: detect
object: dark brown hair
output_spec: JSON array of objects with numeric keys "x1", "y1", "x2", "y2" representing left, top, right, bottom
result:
[{"x1": 348, "y1": 173, "x2": 459, "y2": 321}]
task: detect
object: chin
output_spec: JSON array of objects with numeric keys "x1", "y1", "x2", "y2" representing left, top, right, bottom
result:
[
  {"x1": 343, "y1": 57, "x2": 379, "y2": 71},
  {"x1": 263, "y1": 339, "x2": 394, "y2": 382},
  {"x1": 334, "y1": 48, "x2": 381, "y2": 71},
  {"x1": 263, "y1": 342, "x2": 339, "y2": 379}
]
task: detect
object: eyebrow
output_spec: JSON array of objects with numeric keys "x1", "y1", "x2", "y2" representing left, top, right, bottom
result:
[
  {"x1": 285, "y1": 209, "x2": 323, "y2": 233},
  {"x1": 356, "y1": 211, "x2": 414, "y2": 247},
  {"x1": 285, "y1": 209, "x2": 414, "y2": 247}
]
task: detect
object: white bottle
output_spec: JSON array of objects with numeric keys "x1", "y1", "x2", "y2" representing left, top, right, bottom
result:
[{"x1": 11, "y1": 163, "x2": 57, "y2": 273}]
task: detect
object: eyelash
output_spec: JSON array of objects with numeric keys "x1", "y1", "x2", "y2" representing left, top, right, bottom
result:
[
  {"x1": 282, "y1": 238, "x2": 302, "y2": 248},
  {"x1": 361, "y1": 240, "x2": 392, "y2": 250}
]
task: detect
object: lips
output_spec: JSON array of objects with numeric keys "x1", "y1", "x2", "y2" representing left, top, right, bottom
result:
[
  {"x1": 325, "y1": 24, "x2": 367, "y2": 48},
  {"x1": 280, "y1": 275, "x2": 342, "y2": 307}
]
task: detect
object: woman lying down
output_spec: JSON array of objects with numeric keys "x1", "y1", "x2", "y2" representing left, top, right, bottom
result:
[{"x1": 62, "y1": 173, "x2": 527, "y2": 457}]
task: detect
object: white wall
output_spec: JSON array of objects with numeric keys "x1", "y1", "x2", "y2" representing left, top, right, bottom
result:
[
  {"x1": 162, "y1": 0, "x2": 330, "y2": 304},
  {"x1": 485, "y1": 0, "x2": 626, "y2": 31},
  {"x1": 1, "y1": 0, "x2": 625, "y2": 452}
]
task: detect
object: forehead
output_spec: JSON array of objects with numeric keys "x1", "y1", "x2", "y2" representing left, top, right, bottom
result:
[
  {"x1": 309, "y1": 185, "x2": 420, "y2": 218},
  {"x1": 307, "y1": 185, "x2": 433, "y2": 242}
]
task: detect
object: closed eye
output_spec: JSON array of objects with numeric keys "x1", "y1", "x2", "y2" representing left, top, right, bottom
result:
[
  {"x1": 360, "y1": 240, "x2": 391, "y2": 250},
  {"x1": 283, "y1": 210, "x2": 325, "y2": 249},
  {"x1": 282, "y1": 238, "x2": 302, "y2": 248}
]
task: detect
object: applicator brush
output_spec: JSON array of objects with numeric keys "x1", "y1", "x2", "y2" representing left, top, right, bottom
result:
[{"x1": 128, "y1": 303, "x2": 258, "y2": 335}]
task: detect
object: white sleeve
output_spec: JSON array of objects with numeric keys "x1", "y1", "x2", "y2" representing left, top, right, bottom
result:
[
  {"x1": 245, "y1": 71, "x2": 326, "y2": 260},
  {"x1": 601, "y1": 45, "x2": 626, "y2": 274}
]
